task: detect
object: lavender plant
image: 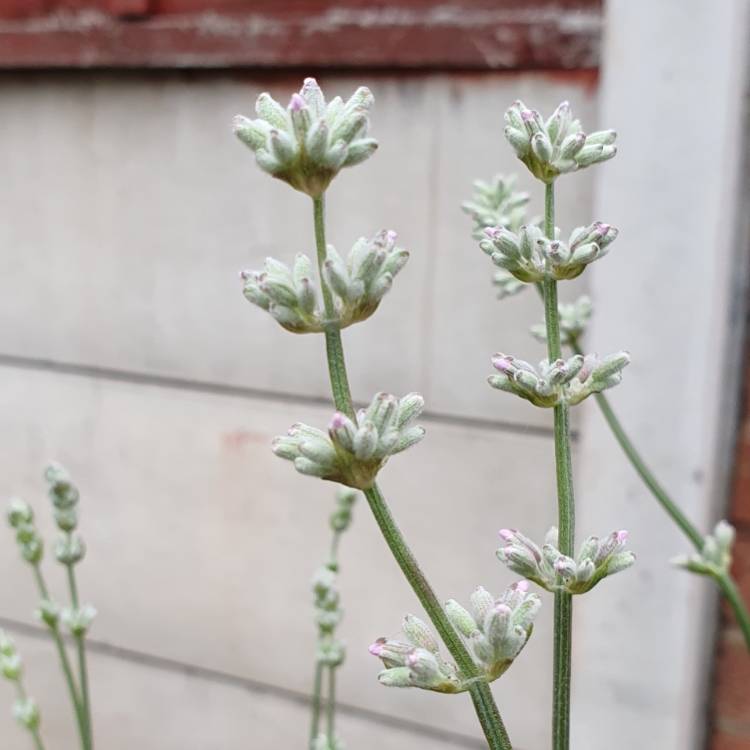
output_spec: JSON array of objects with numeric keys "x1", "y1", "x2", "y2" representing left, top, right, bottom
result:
[
  {"x1": 464, "y1": 101, "x2": 750, "y2": 665},
  {"x1": 309, "y1": 488, "x2": 357, "y2": 750},
  {"x1": 235, "y1": 78, "x2": 525, "y2": 750},
  {"x1": 3, "y1": 464, "x2": 94, "y2": 750},
  {"x1": 466, "y1": 99, "x2": 634, "y2": 750}
]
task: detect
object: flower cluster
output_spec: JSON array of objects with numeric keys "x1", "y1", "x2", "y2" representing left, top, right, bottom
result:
[
  {"x1": 7, "y1": 499, "x2": 43, "y2": 564},
  {"x1": 234, "y1": 78, "x2": 377, "y2": 197},
  {"x1": 312, "y1": 566, "x2": 345, "y2": 668},
  {"x1": 488, "y1": 351, "x2": 630, "y2": 408},
  {"x1": 497, "y1": 527, "x2": 635, "y2": 595},
  {"x1": 480, "y1": 221, "x2": 619, "y2": 283},
  {"x1": 45, "y1": 463, "x2": 81, "y2": 534},
  {"x1": 672, "y1": 520, "x2": 735, "y2": 578},
  {"x1": 461, "y1": 174, "x2": 529, "y2": 239},
  {"x1": 329, "y1": 487, "x2": 357, "y2": 537},
  {"x1": 531, "y1": 295, "x2": 592, "y2": 347},
  {"x1": 272, "y1": 393, "x2": 425, "y2": 489},
  {"x1": 370, "y1": 581, "x2": 540, "y2": 693},
  {"x1": 504, "y1": 100, "x2": 617, "y2": 183},
  {"x1": 0, "y1": 631, "x2": 40, "y2": 733},
  {"x1": 241, "y1": 231, "x2": 409, "y2": 334}
]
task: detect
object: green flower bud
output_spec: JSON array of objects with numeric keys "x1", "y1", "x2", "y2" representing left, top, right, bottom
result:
[
  {"x1": 13, "y1": 698, "x2": 40, "y2": 731},
  {"x1": 62, "y1": 605, "x2": 97, "y2": 637}
]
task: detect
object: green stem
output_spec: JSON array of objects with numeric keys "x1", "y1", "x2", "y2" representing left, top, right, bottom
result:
[
  {"x1": 543, "y1": 182, "x2": 574, "y2": 750},
  {"x1": 326, "y1": 666, "x2": 336, "y2": 741},
  {"x1": 309, "y1": 661, "x2": 323, "y2": 744},
  {"x1": 570, "y1": 340, "x2": 704, "y2": 549},
  {"x1": 30, "y1": 565, "x2": 87, "y2": 748},
  {"x1": 313, "y1": 196, "x2": 355, "y2": 420},
  {"x1": 329, "y1": 531, "x2": 341, "y2": 571},
  {"x1": 312, "y1": 196, "x2": 513, "y2": 750},
  {"x1": 716, "y1": 573, "x2": 750, "y2": 648},
  {"x1": 567, "y1": 342, "x2": 750, "y2": 649},
  {"x1": 65, "y1": 561, "x2": 93, "y2": 750}
]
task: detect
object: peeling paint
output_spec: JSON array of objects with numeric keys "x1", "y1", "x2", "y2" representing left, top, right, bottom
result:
[{"x1": 0, "y1": 3, "x2": 602, "y2": 70}]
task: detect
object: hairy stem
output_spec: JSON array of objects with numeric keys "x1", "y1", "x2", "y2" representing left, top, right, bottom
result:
[
  {"x1": 543, "y1": 182, "x2": 574, "y2": 750},
  {"x1": 570, "y1": 341, "x2": 703, "y2": 548},
  {"x1": 30, "y1": 565, "x2": 87, "y2": 749},
  {"x1": 716, "y1": 573, "x2": 750, "y2": 647},
  {"x1": 326, "y1": 666, "x2": 336, "y2": 741},
  {"x1": 567, "y1": 342, "x2": 750, "y2": 650},
  {"x1": 65, "y1": 560, "x2": 93, "y2": 750},
  {"x1": 312, "y1": 196, "x2": 513, "y2": 750},
  {"x1": 309, "y1": 661, "x2": 323, "y2": 744},
  {"x1": 313, "y1": 196, "x2": 355, "y2": 420}
]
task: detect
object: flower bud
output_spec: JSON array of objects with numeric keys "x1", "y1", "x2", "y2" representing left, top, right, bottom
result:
[
  {"x1": 62, "y1": 604, "x2": 97, "y2": 637},
  {"x1": 6, "y1": 499, "x2": 33, "y2": 528},
  {"x1": 36, "y1": 599, "x2": 60, "y2": 628},
  {"x1": 13, "y1": 698, "x2": 40, "y2": 731},
  {"x1": 55, "y1": 534, "x2": 86, "y2": 566},
  {"x1": 673, "y1": 519, "x2": 736, "y2": 578}
]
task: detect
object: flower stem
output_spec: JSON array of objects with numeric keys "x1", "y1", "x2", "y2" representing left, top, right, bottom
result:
[
  {"x1": 65, "y1": 560, "x2": 93, "y2": 750},
  {"x1": 326, "y1": 666, "x2": 336, "y2": 740},
  {"x1": 313, "y1": 196, "x2": 355, "y2": 420},
  {"x1": 312, "y1": 196, "x2": 513, "y2": 750},
  {"x1": 567, "y1": 341, "x2": 750, "y2": 650},
  {"x1": 309, "y1": 661, "x2": 323, "y2": 744},
  {"x1": 543, "y1": 182, "x2": 574, "y2": 750},
  {"x1": 716, "y1": 573, "x2": 750, "y2": 648},
  {"x1": 570, "y1": 341, "x2": 703, "y2": 549},
  {"x1": 30, "y1": 565, "x2": 87, "y2": 749}
]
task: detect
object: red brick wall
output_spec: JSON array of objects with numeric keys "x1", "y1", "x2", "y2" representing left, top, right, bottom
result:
[{"x1": 711, "y1": 330, "x2": 750, "y2": 749}]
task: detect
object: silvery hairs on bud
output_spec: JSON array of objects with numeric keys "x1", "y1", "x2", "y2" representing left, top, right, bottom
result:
[
  {"x1": 233, "y1": 78, "x2": 377, "y2": 197},
  {"x1": 531, "y1": 295, "x2": 593, "y2": 346},
  {"x1": 272, "y1": 392, "x2": 425, "y2": 489},
  {"x1": 488, "y1": 351, "x2": 630, "y2": 408},
  {"x1": 240, "y1": 230, "x2": 409, "y2": 334},
  {"x1": 369, "y1": 581, "x2": 540, "y2": 692},
  {"x1": 479, "y1": 220, "x2": 619, "y2": 284},
  {"x1": 497, "y1": 527, "x2": 635, "y2": 595},
  {"x1": 462, "y1": 174, "x2": 530, "y2": 240},
  {"x1": 504, "y1": 100, "x2": 617, "y2": 183},
  {"x1": 672, "y1": 520, "x2": 735, "y2": 578}
]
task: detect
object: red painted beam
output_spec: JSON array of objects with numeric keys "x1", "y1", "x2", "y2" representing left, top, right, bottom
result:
[{"x1": 0, "y1": 1, "x2": 601, "y2": 70}]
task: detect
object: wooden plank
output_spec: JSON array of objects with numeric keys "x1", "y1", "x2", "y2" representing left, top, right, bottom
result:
[{"x1": 0, "y1": 1, "x2": 601, "y2": 69}]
